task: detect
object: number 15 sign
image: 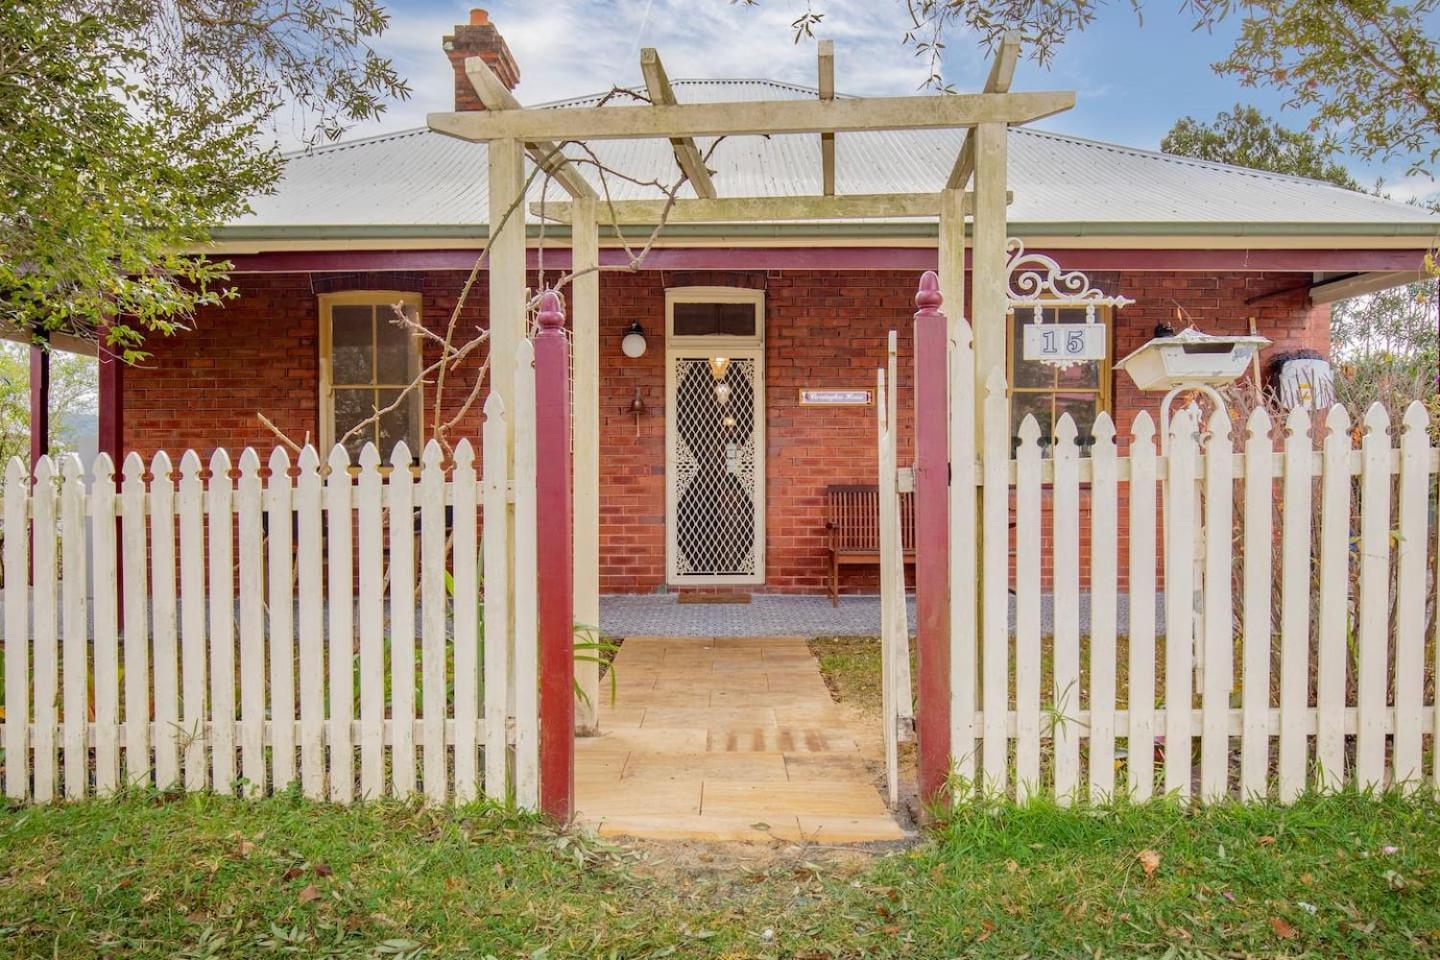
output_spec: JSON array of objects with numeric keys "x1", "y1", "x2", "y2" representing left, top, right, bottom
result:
[{"x1": 1023, "y1": 323, "x2": 1106, "y2": 368}]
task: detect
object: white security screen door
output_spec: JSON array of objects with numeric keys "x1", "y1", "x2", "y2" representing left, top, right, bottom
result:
[{"x1": 664, "y1": 288, "x2": 766, "y2": 586}]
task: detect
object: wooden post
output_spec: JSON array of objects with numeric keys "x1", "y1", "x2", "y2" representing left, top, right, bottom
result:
[
  {"x1": 488, "y1": 136, "x2": 526, "y2": 727},
  {"x1": 818, "y1": 39, "x2": 836, "y2": 196},
  {"x1": 29, "y1": 328, "x2": 50, "y2": 472},
  {"x1": 938, "y1": 188, "x2": 967, "y2": 350},
  {"x1": 913, "y1": 271, "x2": 951, "y2": 804},
  {"x1": 534, "y1": 290, "x2": 575, "y2": 822},
  {"x1": 488, "y1": 138, "x2": 527, "y2": 422},
  {"x1": 970, "y1": 122, "x2": 1008, "y2": 438},
  {"x1": 571, "y1": 197, "x2": 601, "y2": 734}
]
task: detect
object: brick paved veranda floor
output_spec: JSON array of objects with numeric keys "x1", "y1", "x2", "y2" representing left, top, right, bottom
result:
[{"x1": 597, "y1": 593, "x2": 1160, "y2": 639}]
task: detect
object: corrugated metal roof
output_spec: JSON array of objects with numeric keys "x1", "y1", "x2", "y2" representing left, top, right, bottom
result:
[{"x1": 231, "y1": 79, "x2": 1440, "y2": 237}]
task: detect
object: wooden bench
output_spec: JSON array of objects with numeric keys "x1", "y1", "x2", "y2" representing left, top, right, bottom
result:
[{"x1": 824, "y1": 483, "x2": 915, "y2": 606}]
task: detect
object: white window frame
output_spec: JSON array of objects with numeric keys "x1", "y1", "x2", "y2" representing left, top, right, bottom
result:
[
  {"x1": 318, "y1": 290, "x2": 424, "y2": 459},
  {"x1": 665, "y1": 285, "x2": 765, "y2": 348},
  {"x1": 664, "y1": 286, "x2": 766, "y2": 587}
]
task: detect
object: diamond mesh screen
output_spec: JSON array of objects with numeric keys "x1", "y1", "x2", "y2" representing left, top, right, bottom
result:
[{"x1": 672, "y1": 357, "x2": 759, "y2": 578}]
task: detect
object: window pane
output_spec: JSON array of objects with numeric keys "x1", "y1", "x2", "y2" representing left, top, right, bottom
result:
[
  {"x1": 334, "y1": 388, "x2": 375, "y2": 458},
  {"x1": 1011, "y1": 391, "x2": 1101, "y2": 452},
  {"x1": 376, "y1": 388, "x2": 416, "y2": 458},
  {"x1": 331, "y1": 305, "x2": 373, "y2": 386},
  {"x1": 375, "y1": 303, "x2": 414, "y2": 384},
  {"x1": 673, "y1": 301, "x2": 756, "y2": 337},
  {"x1": 1011, "y1": 307, "x2": 1102, "y2": 389}
]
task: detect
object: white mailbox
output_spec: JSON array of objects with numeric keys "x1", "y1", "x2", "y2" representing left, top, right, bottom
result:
[{"x1": 1114, "y1": 327, "x2": 1270, "y2": 391}]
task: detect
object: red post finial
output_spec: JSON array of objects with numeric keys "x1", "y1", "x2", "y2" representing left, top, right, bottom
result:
[
  {"x1": 915, "y1": 270, "x2": 943, "y2": 312},
  {"x1": 537, "y1": 289, "x2": 565, "y2": 331}
]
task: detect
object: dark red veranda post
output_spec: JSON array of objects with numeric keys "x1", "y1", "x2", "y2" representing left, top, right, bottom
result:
[
  {"x1": 534, "y1": 289, "x2": 575, "y2": 821},
  {"x1": 913, "y1": 271, "x2": 951, "y2": 804},
  {"x1": 29, "y1": 326, "x2": 50, "y2": 472}
]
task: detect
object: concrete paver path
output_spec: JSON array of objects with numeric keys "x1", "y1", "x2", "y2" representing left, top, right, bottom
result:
[{"x1": 576, "y1": 636, "x2": 906, "y2": 843}]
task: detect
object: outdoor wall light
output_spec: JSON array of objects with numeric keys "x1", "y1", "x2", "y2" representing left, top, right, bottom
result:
[
  {"x1": 714, "y1": 382, "x2": 732, "y2": 405},
  {"x1": 621, "y1": 322, "x2": 648, "y2": 358},
  {"x1": 707, "y1": 356, "x2": 731, "y2": 379}
]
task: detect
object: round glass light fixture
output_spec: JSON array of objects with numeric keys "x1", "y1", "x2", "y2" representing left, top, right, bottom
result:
[
  {"x1": 714, "y1": 382, "x2": 732, "y2": 405},
  {"x1": 621, "y1": 322, "x2": 647, "y2": 359}
]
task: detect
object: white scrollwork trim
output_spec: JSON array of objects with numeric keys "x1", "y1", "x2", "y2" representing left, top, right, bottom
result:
[{"x1": 1004, "y1": 237, "x2": 1135, "y2": 323}]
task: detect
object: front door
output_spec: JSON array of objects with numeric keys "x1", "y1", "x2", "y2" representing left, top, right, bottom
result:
[{"x1": 666, "y1": 351, "x2": 765, "y2": 585}]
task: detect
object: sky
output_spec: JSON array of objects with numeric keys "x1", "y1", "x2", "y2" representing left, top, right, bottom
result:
[{"x1": 316, "y1": 0, "x2": 1438, "y2": 204}]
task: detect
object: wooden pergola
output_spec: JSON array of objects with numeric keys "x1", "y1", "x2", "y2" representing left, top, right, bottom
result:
[{"x1": 427, "y1": 36, "x2": 1075, "y2": 729}]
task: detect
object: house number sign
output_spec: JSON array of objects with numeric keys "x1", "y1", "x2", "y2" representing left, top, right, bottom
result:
[
  {"x1": 1022, "y1": 323, "x2": 1106, "y2": 363},
  {"x1": 798, "y1": 388, "x2": 872, "y2": 406},
  {"x1": 1005, "y1": 237, "x2": 1133, "y2": 371}
]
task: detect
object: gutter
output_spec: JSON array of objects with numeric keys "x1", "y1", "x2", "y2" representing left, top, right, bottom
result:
[{"x1": 209, "y1": 220, "x2": 1440, "y2": 244}]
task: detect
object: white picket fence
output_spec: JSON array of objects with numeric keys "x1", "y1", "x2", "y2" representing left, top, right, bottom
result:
[
  {"x1": 1, "y1": 349, "x2": 541, "y2": 807},
  {"x1": 942, "y1": 354, "x2": 1440, "y2": 804},
  {"x1": 876, "y1": 331, "x2": 915, "y2": 808}
]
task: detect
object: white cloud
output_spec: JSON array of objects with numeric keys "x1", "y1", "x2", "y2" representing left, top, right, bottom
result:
[
  {"x1": 321, "y1": 0, "x2": 957, "y2": 145},
  {"x1": 1372, "y1": 172, "x2": 1440, "y2": 207}
]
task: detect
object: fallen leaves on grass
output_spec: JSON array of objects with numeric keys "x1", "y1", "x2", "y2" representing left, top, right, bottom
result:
[
  {"x1": 1269, "y1": 917, "x2": 1297, "y2": 939},
  {"x1": 298, "y1": 884, "x2": 322, "y2": 904},
  {"x1": 1137, "y1": 849, "x2": 1161, "y2": 878}
]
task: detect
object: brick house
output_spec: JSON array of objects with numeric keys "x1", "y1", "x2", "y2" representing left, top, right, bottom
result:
[{"x1": 97, "y1": 11, "x2": 1439, "y2": 598}]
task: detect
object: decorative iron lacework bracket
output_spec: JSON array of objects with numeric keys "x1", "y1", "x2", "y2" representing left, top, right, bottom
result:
[
  {"x1": 1004, "y1": 237, "x2": 1137, "y2": 320},
  {"x1": 1003, "y1": 237, "x2": 1135, "y2": 369}
]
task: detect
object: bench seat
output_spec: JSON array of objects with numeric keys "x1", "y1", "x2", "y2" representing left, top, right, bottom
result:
[{"x1": 824, "y1": 484, "x2": 915, "y2": 606}]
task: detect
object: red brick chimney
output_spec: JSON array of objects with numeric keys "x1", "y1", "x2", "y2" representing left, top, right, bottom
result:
[{"x1": 444, "y1": 9, "x2": 520, "y2": 110}]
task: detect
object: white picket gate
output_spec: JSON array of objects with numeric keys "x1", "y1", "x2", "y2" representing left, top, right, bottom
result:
[
  {"x1": 943, "y1": 338, "x2": 1440, "y2": 803},
  {"x1": 1, "y1": 346, "x2": 541, "y2": 806},
  {"x1": 876, "y1": 331, "x2": 915, "y2": 807}
]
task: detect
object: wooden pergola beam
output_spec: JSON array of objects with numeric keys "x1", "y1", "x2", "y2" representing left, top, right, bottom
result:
[
  {"x1": 464, "y1": 57, "x2": 597, "y2": 201},
  {"x1": 946, "y1": 31, "x2": 1022, "y2": 190},
  {"x1": 818, "y1": 40, "x2": 836, "y2": 196},
  {"x1": 430, "y1": 89, "x2": 1073, "y2": 142},
  {"x1": 640, "y1": 48, "x2": 716, "y2": 199},
  {"x1": 0, "y1": 329, "x2": 96, "y2": 357},
  {"x1": 530, "y1": 190, "x2": 1004, "y2": 224}
]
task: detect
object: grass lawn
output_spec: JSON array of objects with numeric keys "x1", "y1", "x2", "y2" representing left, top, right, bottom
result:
[
  {"x1": 2, "y1": 791, "x2": 1438, "y2": 958},
  {"x1": 809, "y1": 636, "x2": 918, "y2": 716},
  {"x1": 2, "y1": 639, "x2": 1437, "y2": 958}
]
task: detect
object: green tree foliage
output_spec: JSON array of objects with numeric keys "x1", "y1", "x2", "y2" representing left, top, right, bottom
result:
[
  {"x1": 1208, "y1": 0, "x2": 1440, "y2": 174},
  {"x1": 0, "y1": 2, "x2": 408, "y2": 361},
  {"x1": 757, "y1": 0, "x2": 1440, "y2": 172},
  {"x1": 1160, "y1": 104, "x2": 1361, "y2": 189},
  {"x1": 1330, "y1": 279, "x2": 1438, "y2": 420}
]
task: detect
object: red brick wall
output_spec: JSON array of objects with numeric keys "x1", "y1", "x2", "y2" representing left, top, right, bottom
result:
[
  {"x1": 121, "y1": 266, "x2": 1328, "y2": 596},
  {"x1": 124, "y1": 271, "x2": 488, "y2": 458}
]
